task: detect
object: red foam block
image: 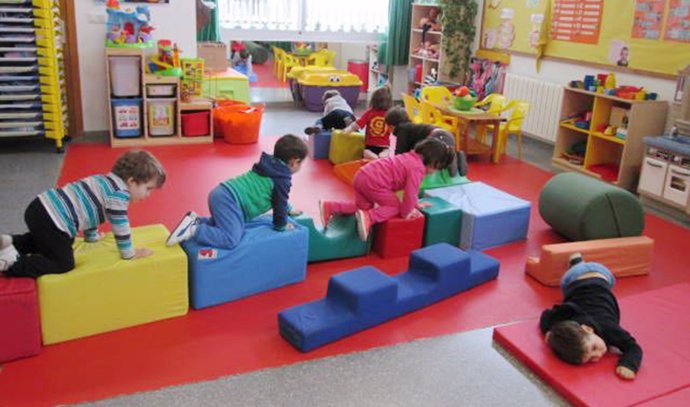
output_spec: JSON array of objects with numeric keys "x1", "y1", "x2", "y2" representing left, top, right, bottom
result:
[
  {"x1": 0, "y1": 276, "x2": 41, "y2": 363},
  {"x1": 493, "y1": 283, "x2": 690, "y2": 407},
  {"x1": 373, "y1": 215, "x2": 425, "y2": 259}
]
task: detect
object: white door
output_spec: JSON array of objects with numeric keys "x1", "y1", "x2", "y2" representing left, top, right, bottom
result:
[
  {"x1": 663, "y1": 164, "x2": 690, "y2": 207},
  {"x1": 638, "y1": 157, "x2": 667, "y2": 197}
]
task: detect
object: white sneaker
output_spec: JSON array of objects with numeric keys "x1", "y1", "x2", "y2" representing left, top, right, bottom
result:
[
  {"x1": 363, "y1": 149, "x2": 378, "y2": 160},
  {"x1": 0, "y1": 244, "x2": 19, "y2": 272},
  {"x1": 378, "y1": 148, "x2": 390, "y2": 158},
  {"x1": 166, "y1": 211, "x2": 199, "y2": 246}
]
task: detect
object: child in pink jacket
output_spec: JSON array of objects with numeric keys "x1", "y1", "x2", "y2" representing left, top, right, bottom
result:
[{"x1": 319, "y1": 137, "x2": 455, "y2": 241}]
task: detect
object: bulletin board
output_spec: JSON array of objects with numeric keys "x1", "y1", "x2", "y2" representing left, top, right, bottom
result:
[{"x1": 480, "y1": 0, "x2": 690, "y2": 76}]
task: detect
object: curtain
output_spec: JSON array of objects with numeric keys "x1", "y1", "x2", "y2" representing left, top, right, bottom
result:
[
  {"x1": 197, "y1": 0, "x2": 221, "y2": 42},
  {"x1": 380, "y1": 0, "x2": 412, "y2": 66}
]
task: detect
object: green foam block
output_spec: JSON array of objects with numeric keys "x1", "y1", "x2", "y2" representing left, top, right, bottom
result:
[
  {"x1": 419, "y1": 196, "x2": 462, "y2": 247},
  {"x1": 419, "y1": 169, "x2": 471, "y2": 197},
  {"x1": 294, "y1": 214, "x2": 371, "y2": 262}
]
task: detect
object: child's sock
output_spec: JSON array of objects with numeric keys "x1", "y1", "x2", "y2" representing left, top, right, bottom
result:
[{"x1": 0, "y1": 234, "x2": 12, "y2": 250}]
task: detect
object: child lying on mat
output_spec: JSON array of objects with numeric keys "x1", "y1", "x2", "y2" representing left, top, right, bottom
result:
[
  {"x1": 384, "y1": 106, "x2": 468, "y2": 177},
  {"x1": 0, "y1": 150, "x2": 166, "y2": 278},
  {"x1": 540, "y1": 253, "x2": 643, "y2": 380},
  {"x1": 166, "y1": 134, "x2": 308, "y2": 249},
  {"x1": 318, "y1": 137, "x2": 455, "y2": 241},
  {"x1": 304, "y1": 90, "x2": 356, "y2": 135}
]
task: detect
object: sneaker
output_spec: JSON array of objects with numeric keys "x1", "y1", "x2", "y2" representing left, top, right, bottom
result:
[
  {"x1": 355, "y1": 209, "x2": 372, "y2": 242},
  {"x1": 304, "y1": 126, "x2": 321, "y2": 136},
  {"x1": 457, "y1": 151, "x2": 468, "y2": 177},
  {"x1": 568, "y1": 252, "x2": 584, "y2": 267},
  {"x1": 319, "y1": 200, "x2": 335, "y2": 229},
  {"x1": 378, "y1": 148, "x2": 391, "y2": 158},
  {"x1": 0, "y1": 234, "x2": 11, "y2": 250},
  {"x1": 166, "y1": 211, "x2": 199, "y2": 246},
  {"x1": 363, "y1": 149, "x2": 379, "y2": 160},
  {"x1": 0, "y1": 244, "x2": 19, "y2": 272}
]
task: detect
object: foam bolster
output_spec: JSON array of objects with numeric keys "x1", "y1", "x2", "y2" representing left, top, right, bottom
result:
[
  {"x1": 0, "y1": 277, "x2": 40, "y2": 362},
  {"x1": 425, "y1": 182, "x2": 531, "y2": 250},
  {"x1": 526, "y1": 236, "x2": 653, "y2": 286},
  {"x1": 418, "y1": 169, "x2": 471, "y2": 197},
  {"x1": 539, "y1": 172, "x2": 644, "y2": 241},
  {"x1": 419, "y1": 196, "x2": 462, "y2": 247},
  {"x1": 373, "y1": 215, "x2": 425, "y2": 258},
  {"x1": 293, "y1": 214, "x2": 370, "y2": 262},
  {"x1": 308, "y1": 129, "x2": 331, "y2": 160},
  {"x1": 278, "y1": 243, "x2": 500, "y2": 351},
  {"x1": 184, "y1": 216, "x2": 308, "y2": 309},
  {"x1": 328, "y1": 130, "x2": 365, "y2": 165},
  {"x1": 333, "y1": 159, "x2": 370, "y2": 186},
  {"x1": 38, "y1": 225, "x2": 189, "y2": 345}
]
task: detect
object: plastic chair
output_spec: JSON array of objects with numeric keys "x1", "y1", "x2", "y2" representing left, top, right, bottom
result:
[
  {"x1": 281, "y1": 54, "x2": 300, "y2": 82},
  {"x1": 420, "y1": 101, "x2": 461, "y2": 148},
  {"x1": 321, "y1": 49, "x2": 336, "y2": 67},
  {"x1": 401, "y1": 93, "x2": 423, "y2": 124},
  {"x1": 273, "y1": 47, "x2": 286, "y2": 79},
  {"x1": 420, "y1": 86, "x2": 453, "y2": 106},
  {"x1": 306, "y1": 51, "x2": 330, "y2": 67},
  {"x1": 474, "y1": 93, "x2": 507, "y2": 143},
  {"x1": 493, "y1": 100, "x2": 530, "y2": 163}
]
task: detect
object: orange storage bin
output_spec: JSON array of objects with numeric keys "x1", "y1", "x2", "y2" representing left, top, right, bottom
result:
[{"x1": 213, "y1": 99, "x2": 263, "y2": 144}]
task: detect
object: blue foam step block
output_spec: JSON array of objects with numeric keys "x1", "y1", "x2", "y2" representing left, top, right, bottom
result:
[
  {"x1": 278, "y1": 243, "x2": 500, "y2": 351},
  {"x1": 308, "y1": 129, "x2": 332, "y2": 160},
  {"x1": 183, "y1": 216, "x2": 308, "y2": 309}
]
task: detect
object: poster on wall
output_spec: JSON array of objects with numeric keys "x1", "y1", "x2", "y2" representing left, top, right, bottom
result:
[
  {"x1": 665, "y1": 0, "x2": 690, "y2": 42},
  {"x1": 551, "y1": 0, "x2": 604, "y2": 44},
  {"x1": 632, "y1": 0, "x2": 664, "y2": 39}
]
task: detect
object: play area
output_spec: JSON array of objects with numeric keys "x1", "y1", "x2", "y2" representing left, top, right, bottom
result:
[{"x1": 2, "y1": 1, "x2": 690, "y2": 406}]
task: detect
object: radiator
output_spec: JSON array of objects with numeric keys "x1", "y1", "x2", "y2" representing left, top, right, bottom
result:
[{"x1": 502, "y1": 74, "x2": 564, "y2": 143}]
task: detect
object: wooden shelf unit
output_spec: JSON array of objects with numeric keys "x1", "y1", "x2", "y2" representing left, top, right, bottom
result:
[
  {"x1": 552, "y1": 87, "x2": 668, "y2": 190},
  {"x1": 106, "y1": 48, "x2": 212, "y2": 148}
]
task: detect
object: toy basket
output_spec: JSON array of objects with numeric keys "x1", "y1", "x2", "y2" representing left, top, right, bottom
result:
[
  {"x1": 213, "y1": 99, "x2": 263, "y2": 144},
  {"x1": 452, "y1": 96, "x2": 478, "y2": 111}
]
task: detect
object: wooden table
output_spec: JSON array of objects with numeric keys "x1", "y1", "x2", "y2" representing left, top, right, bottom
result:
[{"x1": 437, "y1": 105, "x2": 503, "y2": 163}]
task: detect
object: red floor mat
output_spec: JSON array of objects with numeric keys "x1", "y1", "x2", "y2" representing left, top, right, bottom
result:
[
  {"x1": 252, "y1": 59, "x2": 288, "y2": 88},
  {"x1": 493, "y1": 283, "x2": 690, "y2": 407},
  {"x1": 1, "y1": 138, "x2": 688, "y2": 406}
]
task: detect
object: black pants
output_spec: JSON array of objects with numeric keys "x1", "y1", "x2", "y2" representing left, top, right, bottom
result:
[
  {"x1": 6, "y1": 198, "x2": 75, "y2": 278},
  {"x1": 320, "y1": 109, "x2": 355, "y2": 130}
]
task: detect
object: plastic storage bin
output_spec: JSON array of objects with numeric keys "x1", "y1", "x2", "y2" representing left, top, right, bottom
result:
[
  {"x1": 347, "y1": 59, "x2": 368, "y2": 90},
  {"x1": 109, "y1": 56, "x2": 141, "y2": 97},
  {"x1": 147, "y1": 99, "x2": 176, "y2": 136},
  {"x1": 298, "y1": 72, "x2": 362, "y2": 112},
  {"x1": 111, "y1": 98, "x2": 142, "y2": 138},
  {"x1": 182, "y1": 111, "x2": 210, "y2": 137},
  {"x1": 146, "y1": 84, "x2": 176, "y2": 98}
]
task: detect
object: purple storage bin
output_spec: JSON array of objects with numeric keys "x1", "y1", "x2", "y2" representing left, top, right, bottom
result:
[{"x1": 301, "y1": 85, "x2": 360, "y2": 112}]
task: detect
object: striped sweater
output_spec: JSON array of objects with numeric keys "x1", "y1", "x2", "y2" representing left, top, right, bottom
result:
[{"x1": 38, "y1": 173, "x2": 134, "y2": 259}]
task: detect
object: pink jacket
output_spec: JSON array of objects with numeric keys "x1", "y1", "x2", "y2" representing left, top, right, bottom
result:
[{"x1": 356, "y1": 152, "x2": 426, "y2": 218}]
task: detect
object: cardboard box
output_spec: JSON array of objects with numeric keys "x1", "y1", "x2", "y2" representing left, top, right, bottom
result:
[
  {"x1": 609, "y1": 106, "x2": 629, "y2": 128},
  {"x1": 197, "y1": 42, "x2": 228, "y2": 73}
]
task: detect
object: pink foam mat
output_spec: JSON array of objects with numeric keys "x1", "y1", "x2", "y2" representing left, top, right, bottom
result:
[{"x1": 493, "y1": 283, "x2": 690, "y2": 407}]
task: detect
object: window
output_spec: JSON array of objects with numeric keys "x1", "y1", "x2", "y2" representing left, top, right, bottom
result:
[{"x1": 218, "y1": 0, "x2": 389, "y2": 42}]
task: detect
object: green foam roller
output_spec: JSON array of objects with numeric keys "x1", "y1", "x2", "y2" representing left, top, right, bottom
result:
[
  {"x1": 293, "y1": 214, "x2": 371, "y2": 262},
  {"x1": 419, "y1": 196, "x2": 462, "y2": 247},
  {"x1": 539, "y1": 172, "x2": 644, "y2": 241},
  {"x1": 328, "y1": 130, "x2": 365, "y2": 165}
]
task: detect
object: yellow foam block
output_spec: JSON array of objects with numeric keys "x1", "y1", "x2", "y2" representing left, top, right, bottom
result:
[
  {"x1": 329, "y1": 130, "x2": 365, "y2": 165},
  {"x1": 38, "y1": 224, "x2": 188, "y2": 345}
]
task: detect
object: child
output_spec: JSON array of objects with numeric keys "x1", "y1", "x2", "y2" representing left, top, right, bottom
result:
[
  {"x1": 540, "y1": 253, "x2": 643, "y2": 380},
  {"x1": 304, "y1": 89, "x2": 356, "y2": 135},
  {"x1": 344, "y1": 86, "x2": 393, "y2": 159},
  {"x1": 166, "y1": 134, "x2": 308, "y2": 249},
  {"x1": 0, "y1": 150, "x2": 166, "y2": 278},
  {"x1": 319, "y1": 137, "x2": 455, "y2": 241},
  {"x1": 385, "y1": 106, "x2": 468, "y2": 177}
]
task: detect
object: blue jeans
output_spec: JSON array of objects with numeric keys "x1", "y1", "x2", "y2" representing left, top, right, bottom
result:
[
  {"x1": 560, "y1": 262, "x2": 615, "y2": 290},
  {"x1": 193, "y1": 184, "x2": 245, "y2": 249}
]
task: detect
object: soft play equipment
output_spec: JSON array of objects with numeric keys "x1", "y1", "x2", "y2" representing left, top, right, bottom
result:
[
  {"x1": 419, "y1": 196, "x2": 462, "y2": 247},
  {"x1": 493, "y1": 283, "x2": 690, "y2": 407},
  {"x1": 38, "y1": 225, "x2": 188, "y2": 345},
  {"x1": 308, "y1": 129, "x2": 331, "y2": 159},
  {"x1": 183, "y1": 216, "x2": 308, "y2": 309},
  {"x1": 373, "y1": 215, "x2": 426, "y2": 258},
  {"x1": 299, "y1": 72, "x2": 363, "y2": 112},
  {"x1": 293, "y1": 214, "x2": 371, "y2": 263},
  {"x1": 279, "y1": 243, "x2": 500, "y2": 351},
  {"x1": 425, "y1": 182, "x2": 531, "y2": 250},
  {"x1": 333, "y1": 159, "x2": 370, "y2": 186},
  {"x1": 328, "y1": 130, "x2": 365, "y2": 165},
  {"x1": 0, "y1": 277, "x2": 40, "y2": 362},
  {"x1": 418, "y1": 168, "x2": 471, "y2": 197},
  {"x1": 539, "y1": 172, "x2": 644, "y2": 241},
  {"x1": 526, "y1": 236, "x2": 653, "y2": 286}
]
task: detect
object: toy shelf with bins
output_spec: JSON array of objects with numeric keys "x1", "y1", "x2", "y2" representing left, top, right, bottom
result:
[
  {"x1": 106, "y1": 48, "x2": 212, "y2": 147},
  {"x1": 552, "y1": 87, "x2": 668, "y2": 190}
]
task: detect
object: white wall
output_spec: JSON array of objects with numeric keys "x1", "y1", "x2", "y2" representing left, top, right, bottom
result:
[{"x1": 75, "y1": 2, "x2": 196, "y2": 132}]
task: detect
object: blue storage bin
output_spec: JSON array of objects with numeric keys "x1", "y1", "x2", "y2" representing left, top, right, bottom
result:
[{"x1": 112, "y1": 98, "x2": 143, "y2": 138}]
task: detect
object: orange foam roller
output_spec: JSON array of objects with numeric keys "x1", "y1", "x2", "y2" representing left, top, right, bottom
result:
[
  {"x1": 525, "y1": 236, "x2": 653, "y2": 286},
  {"x1": 333, "y1": 159, "x2": 371, "y2": 186}
]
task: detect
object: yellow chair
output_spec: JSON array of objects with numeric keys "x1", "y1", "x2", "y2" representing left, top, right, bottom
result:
[
  {"x1": 306, "y1": 51, "x2": 330, "y2": 67},
  {"x1": 420, "y1": 101, "x2": 461, "y2": 148},
  {"x1": 401, "y1": 93, "x2": 423, "y2": 124},
  {"x1": 281, "y1": 54, "x2": 300, "y2": 82},
  {"x1": 321, "y1": 49, "x2": 336, "y2": 67},
  {"x1": 273, "y1": 47, "x2": 286, "y2": 79},
  {"x1": 420, "y1": 86, "x2": 453, "y2": 106},
  {"x1": 474, "y1": 93, "x2": 508, "y2": 143},
  {"x1": 493, "y1": 100, "x2": 530, "y2": 163}
]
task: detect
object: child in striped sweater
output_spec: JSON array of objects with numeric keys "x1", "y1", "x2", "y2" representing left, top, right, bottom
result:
[{"x1": 0, "y1": 150, "x2": 166, "y2": 278}]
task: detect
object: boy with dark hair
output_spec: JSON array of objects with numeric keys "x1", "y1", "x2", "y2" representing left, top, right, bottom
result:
[
  {"x1": 167, "y1": 134, "x2": 308, "y2": 249},
  {"x1": 540, "y1": 253, "x2": 643, "y2": 380},
  {"x1": 304, "y1": 89, "x2": 356, "y2": 135},
  {"x1": 0, "y1": 150, "x2": 166, "y2": 277},
  {"x1": 384, "y1": 106, "x2": 467, "y2": 177}
]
